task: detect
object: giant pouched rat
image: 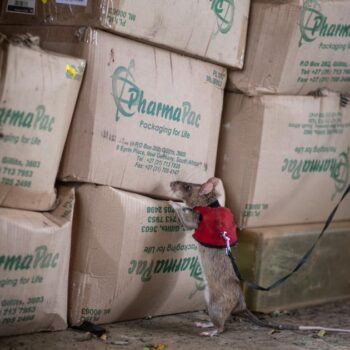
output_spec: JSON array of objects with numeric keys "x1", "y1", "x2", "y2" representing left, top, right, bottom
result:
[{"x1": 170, "y1": 177, "x2": 350, "y2": 336}]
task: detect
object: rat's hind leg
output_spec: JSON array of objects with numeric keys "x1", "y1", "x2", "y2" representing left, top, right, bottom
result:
[{"x1": 199, "y1": 301, "x2": 232, "y2": 337}]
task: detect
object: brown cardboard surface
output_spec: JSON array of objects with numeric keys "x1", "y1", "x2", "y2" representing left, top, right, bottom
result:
[
  {"x1": 236, "y1": 221, "x2": 350, "y2": 312},
  {"x1": 0, "y1": 25, "x2": 225, "y2": 200},
  {"x1": 216, "y1": 91, "x2": 350, "y2": 228},
  {"x1": 48, "y1": 27, "x2": 225, "y2": 200},
  {"x1": 0, "y1": 33, "x2": 85, "y2": 211},
  {"x1": 228, "y1": 0, "x2": 350, "y2": 95},
  {"x1": 69, "y1": 184, "x2": 205, "y2": 325},
  {"x1": 0, "y1": 187, "x2": 75, "y2": 336},
  {"x1": 0, "y1": 0, "x2": 250, "y2": 69}
]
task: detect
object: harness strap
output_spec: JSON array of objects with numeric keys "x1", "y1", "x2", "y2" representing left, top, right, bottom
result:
[
  {"x1": 221, "y1": 231, "x2": 232, "y2": 256},
  {"x1": 227, "y1": 184, "x2": 350, "y2": 292}
]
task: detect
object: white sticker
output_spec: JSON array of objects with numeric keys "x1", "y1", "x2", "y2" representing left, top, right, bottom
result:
[
  {"x1": 55, "y1": 0, "x2": 87, "y2": 6},
  {"x1": 6, "y1": 0, "x2": 35, "y2": 15}
]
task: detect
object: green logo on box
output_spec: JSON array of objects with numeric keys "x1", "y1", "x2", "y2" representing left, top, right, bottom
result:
[
  {"x1": 299, "y1": 0, "x2": 350, "y2": 47},
  {"x1": 210, "y1": 0, "x2": 234, "y2": 34},
  {"x1": 111, "y1": 60, "x2": 201, "y2": 128},
  {"x1": 189, "y1": 260, "x2": 206, "y2": 299},
  {"x1": 281, "y1": 148, "x2": 349, "y2": 201},
  {"x1": 331, "y1": 147, "x2": 349, "y2": 200},
  {"x1": 111, "y1": 59, "x2": 139, "y2": 120}
]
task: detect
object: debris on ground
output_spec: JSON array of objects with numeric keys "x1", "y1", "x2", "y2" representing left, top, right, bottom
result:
[{"x1": 1, "y1": 300, "x2": 350, "y2": 350}]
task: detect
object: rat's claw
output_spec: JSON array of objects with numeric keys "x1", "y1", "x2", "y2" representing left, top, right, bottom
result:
[
  {"x1": 195, "y1": 321, "x2": 214, "y2": 329},
  {"x1": 168, "y1": 200, "x2": 182, "y2": 209},
  {"x1": 200, "y1": 329, "x2": 220, "y2": 337}
]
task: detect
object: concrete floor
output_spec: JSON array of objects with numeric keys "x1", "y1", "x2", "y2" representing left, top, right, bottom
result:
[{"x1": 1, "y1": 299, "x2": 350, "y2": 350}]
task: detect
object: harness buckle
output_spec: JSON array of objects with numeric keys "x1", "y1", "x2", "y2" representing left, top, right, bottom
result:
[{"x1": 221, "y1": 231, "x2": 231, "y2": 256}]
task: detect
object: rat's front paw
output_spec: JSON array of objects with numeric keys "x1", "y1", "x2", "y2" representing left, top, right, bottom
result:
[{"x1": 168, "y1": 200, "x2": 183, "y2": 210}]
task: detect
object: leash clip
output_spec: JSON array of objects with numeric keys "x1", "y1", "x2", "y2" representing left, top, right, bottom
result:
[{"x1": 222, "y1": 231, "x2": 231, "y2": 256}]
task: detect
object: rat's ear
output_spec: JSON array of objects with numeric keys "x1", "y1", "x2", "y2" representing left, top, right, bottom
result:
[
  {"x1": 199, "y1": 177, "x2": 219, "y2": 195},
  {"x1": 208, "y1": 177, "x2": 220, "y2": 187}
]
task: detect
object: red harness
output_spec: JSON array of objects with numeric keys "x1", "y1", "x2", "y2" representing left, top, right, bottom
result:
[{"x1": 192, "y1": 206, "x2": 238, "y2": 248}]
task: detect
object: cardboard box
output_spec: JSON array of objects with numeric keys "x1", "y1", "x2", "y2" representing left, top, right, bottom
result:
[
  {"x1": 69, "y1": 184, "x2": 205, "y2": 325},
  {"x1": 0, "y1": 32, "x2": 85, "y2": 211},
  {"x1": 45, "y1": 27, "x2": 224, "y2": 200},
  {"x1": 216, "y1": 92, "x2": 350, "y2": 228},
  {"x1": 0, "y1": 187, "x2": 75, "y2": 336},
  {"x1": 227, "y1": 0, "x2": 350, "y2": 95},
  {"x1": 235, "y1": 222, "x2": 350, "y2": 312},
  {"x1": 0, "y1": 0, "x2": 250, "y2": 68},
  {"x1": 0, "y1": 26, "x2": 225, "y2": 200}
]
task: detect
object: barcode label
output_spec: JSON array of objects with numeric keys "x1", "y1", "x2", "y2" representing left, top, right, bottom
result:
[
  {"x1": 6, "y1": 0, "x2": 35, "y2": 14},
  {"x1": 55, "y1": 0, "x2": 87, "y2": 6}
]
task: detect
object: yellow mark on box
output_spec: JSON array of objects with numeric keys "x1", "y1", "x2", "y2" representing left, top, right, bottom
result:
[{"x1": 66, "y1": 64, "x2": 76, "y2": 79}]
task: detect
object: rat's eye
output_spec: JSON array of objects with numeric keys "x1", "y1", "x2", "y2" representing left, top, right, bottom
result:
[{"x1": 183, "y1": 184, "x2": 191, "y2": 192}]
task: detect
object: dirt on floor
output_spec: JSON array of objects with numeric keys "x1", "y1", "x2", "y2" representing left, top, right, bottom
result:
[{"x1": 1, "y1": 299, "x2": 350, "y2": 350}]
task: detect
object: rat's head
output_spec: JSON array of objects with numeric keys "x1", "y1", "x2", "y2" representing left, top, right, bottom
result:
[{"x1": 170, "y1": 177, "x2": 220, "y2": 208}]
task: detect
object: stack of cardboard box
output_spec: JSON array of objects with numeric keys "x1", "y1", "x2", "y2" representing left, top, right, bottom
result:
[
  {"x1": 0, "y1": 0, "x2": 251, "y2": 331},
  {"x1": 217, "y1": 0, "x2": 350, "y2": 312},
  {"x1": 0, "y1": 34, "x2": 85, "y2": 335}
]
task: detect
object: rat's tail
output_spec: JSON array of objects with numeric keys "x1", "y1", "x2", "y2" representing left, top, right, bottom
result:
[
  {"x1": 237, "y1": 309, "x2": 298, "y2": 331},
  {"x1": 238, "y1": 309, "x2": 350, "y2": 333}
]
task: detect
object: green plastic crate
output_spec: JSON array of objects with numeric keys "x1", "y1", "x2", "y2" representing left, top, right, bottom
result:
[{"x1": 235, "y1": 221, "x2": 350, "y2": 312}]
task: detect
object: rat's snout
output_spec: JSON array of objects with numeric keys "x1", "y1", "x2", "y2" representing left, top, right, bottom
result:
[{"x1": 170, "y1": 181, "x2": 188, "y2": 200}]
